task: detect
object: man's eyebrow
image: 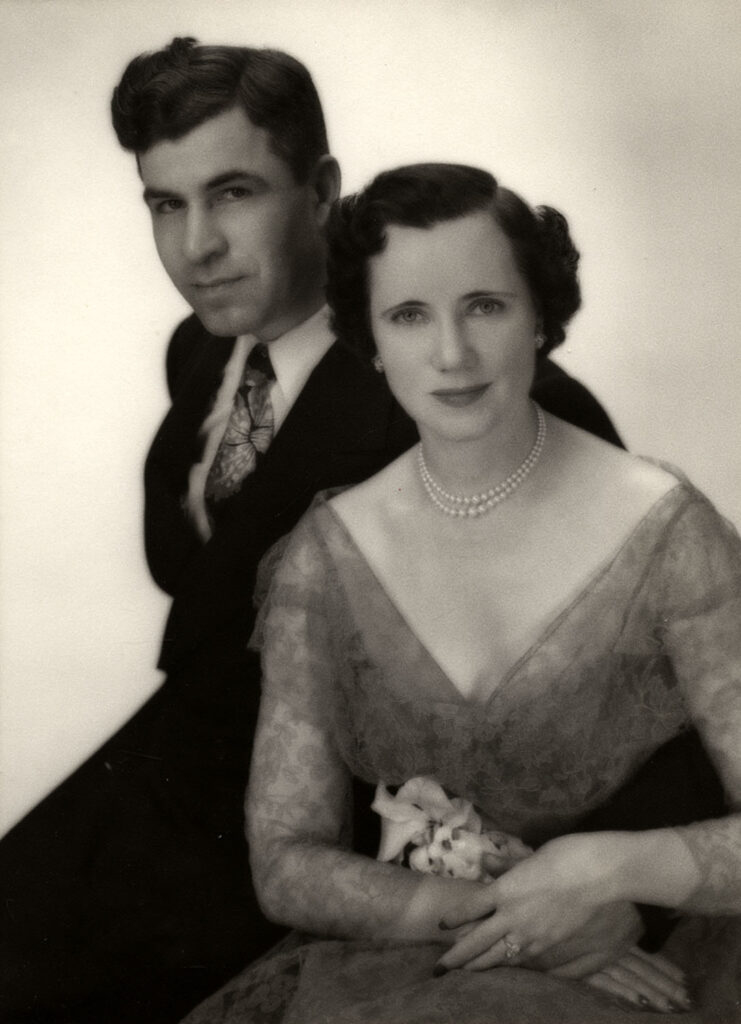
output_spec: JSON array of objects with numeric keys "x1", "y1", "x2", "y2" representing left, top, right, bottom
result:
[
  {"x1": 142, "y1": 186, "x2": 179, "y2": 203},
  {"x1": 142, "y1": 171, "x2": 269, "y2": 204},
  {"x1": 204, "y1": 170, "x2": 268, "y2": 190}
]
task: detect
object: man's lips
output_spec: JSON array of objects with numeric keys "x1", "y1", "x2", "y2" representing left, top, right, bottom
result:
[{"x1": 192, "y1": 275, "x2": 245, "y2": 291}]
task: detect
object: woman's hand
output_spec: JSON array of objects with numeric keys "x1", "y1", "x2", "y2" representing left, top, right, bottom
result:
[
  {"x1": 516, "y1": 900, "x2": 643, "y2": 975},
  {"x1": 434, "y1": 833, "x2": 621, "y2": 972},
  {"x1": 583, "y1": 947, "x2": 692, "y2": 1014}
]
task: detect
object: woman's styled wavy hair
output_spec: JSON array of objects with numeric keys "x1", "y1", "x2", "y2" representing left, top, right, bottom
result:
[{"x1": 326, "y1": 163, "x2": 581, "y2": 359}]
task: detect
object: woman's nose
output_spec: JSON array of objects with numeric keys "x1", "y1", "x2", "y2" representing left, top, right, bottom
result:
[
  {"x1": 432, "y1": 319, "x2": 472, "y2": 370},
  {"x1": 184, "y1": 208, "x2": 227, "y2": 264}
]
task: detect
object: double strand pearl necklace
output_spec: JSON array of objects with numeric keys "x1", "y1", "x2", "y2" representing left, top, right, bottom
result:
[{"x1": 418, "y1": 404, "x2": 547, "y2": 518}]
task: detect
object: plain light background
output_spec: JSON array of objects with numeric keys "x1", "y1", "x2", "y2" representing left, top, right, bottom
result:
[{"x1": 1, "y1": 0, "x2": 739, "y2": 835}]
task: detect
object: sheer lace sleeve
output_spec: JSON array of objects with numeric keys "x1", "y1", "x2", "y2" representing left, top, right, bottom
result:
[
  {"x1": 654, "y1": 490, "x2": 741, "y2": 913},
  {"x1": 246, "y1": 508, "x2": 464, "y2": 942}
]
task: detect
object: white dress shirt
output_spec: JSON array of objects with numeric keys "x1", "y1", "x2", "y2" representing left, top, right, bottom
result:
[{"x1": 187, "y1": 306, "x2": 335, "y2": 541}]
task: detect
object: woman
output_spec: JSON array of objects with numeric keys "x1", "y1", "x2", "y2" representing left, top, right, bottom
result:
[{"x1": 182, "y1": 165, "x2": 741, "y2": 1022}]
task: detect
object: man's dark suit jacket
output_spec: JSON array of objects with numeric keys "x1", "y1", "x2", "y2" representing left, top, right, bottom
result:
[{"x1": 0, "y1": 315, "x2": 725, "y2": 1024}]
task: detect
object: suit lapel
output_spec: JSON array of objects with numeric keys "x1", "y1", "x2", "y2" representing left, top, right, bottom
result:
[
  {"x1": 159, "y1": 339, "x2": 411, "y2": 671},
  {"x1": 263, "y1": 341, "x2": 399, "y2": 478},
  {"x1": 215, "y1": 340, "x2": 401, "y2": 522},
  {"x1": 152, "y1": 324, "x2": 237, "y2": 495}
]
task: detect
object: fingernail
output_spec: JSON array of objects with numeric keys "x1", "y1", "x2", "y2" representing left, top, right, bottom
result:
[
  {"x1": 670, "y1": 997, "x2": 693, "y2": 1013},
  {"x1": 432, "y1": 964, "x2": 448, "y2": 978}
]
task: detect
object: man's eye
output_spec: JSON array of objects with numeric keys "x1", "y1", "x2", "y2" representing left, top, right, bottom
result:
[
  {"x1": 217, "y1": 186, "x2": 252, "y2": 202},
  {"x1": 391, "y1": 309, "x2": 425, "y2": 325},
  {"x1": 154, "y1": 198, "x2": 184, "y2": 215}
]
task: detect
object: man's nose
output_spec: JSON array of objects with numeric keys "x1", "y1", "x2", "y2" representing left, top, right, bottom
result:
[
  {"x1": 184, "y1": 207, "x2": 227, "y2": 263},
  {"x1": 432, "y1": 317, "x2": 472, "y2": 370}
]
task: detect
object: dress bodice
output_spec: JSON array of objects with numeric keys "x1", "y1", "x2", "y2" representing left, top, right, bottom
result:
[
  {"x1": 183, "y1": 474, "x2": 741, "y2": 1024},
  {"x1": 256, "y1": 478, "x2": 741, "y2": 845}
]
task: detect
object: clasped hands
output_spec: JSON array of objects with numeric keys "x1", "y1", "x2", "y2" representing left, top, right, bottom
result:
[{"x1": 431, "y1": 834, "x2": 691, "y2": 1013}]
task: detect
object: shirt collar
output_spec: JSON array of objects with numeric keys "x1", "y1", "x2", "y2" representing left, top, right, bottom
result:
[{"x1": 240, "y1": 305, "x2": 334, "y2": 411}]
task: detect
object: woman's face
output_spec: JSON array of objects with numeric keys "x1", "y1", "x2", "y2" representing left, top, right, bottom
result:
[{"x1": 368, "y1": 211, "x2": 539, "y2": 445}]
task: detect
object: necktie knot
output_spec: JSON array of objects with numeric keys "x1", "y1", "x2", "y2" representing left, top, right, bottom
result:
[
  {"x1": 247, "y1": 342, "x2": 276, "y2": 382},
  {"x1": 205, "y1": 342, "x2": 276, "y2": 503}
]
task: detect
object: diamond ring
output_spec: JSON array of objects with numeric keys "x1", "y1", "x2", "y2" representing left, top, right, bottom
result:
[{"x1": 503, "y1": 936, "x2": 522, "y2": 962}]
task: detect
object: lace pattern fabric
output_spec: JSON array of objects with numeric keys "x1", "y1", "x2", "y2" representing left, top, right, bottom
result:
[
  {"x1": 256, "y1": 483, "x2": 740, "y2": 844},
  {"x1": 184, "y1": 478, "x2": 741, "y2": 1023}
]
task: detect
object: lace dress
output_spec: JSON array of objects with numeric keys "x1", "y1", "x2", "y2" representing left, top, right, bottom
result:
[{"x1": 181, "y1": 479, "x2": 741, "y2": 1023}]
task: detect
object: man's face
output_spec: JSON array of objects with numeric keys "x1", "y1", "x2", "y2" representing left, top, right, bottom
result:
[{"x1": 140, "y1": 106, "x2": 327, "y2": 339}]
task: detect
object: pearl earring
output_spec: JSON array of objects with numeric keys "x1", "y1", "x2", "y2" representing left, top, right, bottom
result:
[{"x1": 372, "y1": 354, "x2": 384, "y2": 373}]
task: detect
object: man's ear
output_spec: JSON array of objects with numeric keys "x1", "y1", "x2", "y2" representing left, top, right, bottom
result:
[{"x1": 310, "y1": 155, "x2": 341, "y2": 226}]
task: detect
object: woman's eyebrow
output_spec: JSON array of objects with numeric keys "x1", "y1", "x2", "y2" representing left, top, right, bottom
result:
[
  {"x1": 382, "y1": 299, "x2": 428, "y2": 314},
  {"x1": 461, "y1": 290, "x2": 517, "y2": 300}
]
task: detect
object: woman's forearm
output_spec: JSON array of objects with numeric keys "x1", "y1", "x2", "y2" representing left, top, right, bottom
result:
[
  {"x1": 672, "y1": 816, "x2": 741, "y2": 914},
  {"x1": 598, "y1": 813, "x2": 741, "y2": 915},
  {"x1": 247, "y1": 692, "x2": 482, "y2": 943},
  {"x1": 250, "y1": 832, "x2": 476, "y2": 943}
]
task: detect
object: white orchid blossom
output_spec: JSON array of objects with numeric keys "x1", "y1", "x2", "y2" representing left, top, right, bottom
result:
[{"x1": 372, "y1": 776, "x2": 532, "y2": 882}]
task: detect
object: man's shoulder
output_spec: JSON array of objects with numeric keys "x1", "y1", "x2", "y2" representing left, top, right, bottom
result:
[
  {"x1": 169, "y1": 312, "x2": 209, "y2": 343},
  {"x1": 165, "y1": 312, "x2": 210, "y2": 377},
  {"x1": 532, "y1": 356, "x2": 623, "y2": 448},
  {"x1": 164, "y1": 314, "x2": 233, "y2": 399}
]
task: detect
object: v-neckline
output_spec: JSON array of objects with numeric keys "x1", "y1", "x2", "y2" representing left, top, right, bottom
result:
[{"x1": 321, "y1": 481, "x2": 687, "y2": 705}]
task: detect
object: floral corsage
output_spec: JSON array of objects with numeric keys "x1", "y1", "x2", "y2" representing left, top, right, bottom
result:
[{"x1": 372, "y1": 776, "x2": 532, "y2": 882}]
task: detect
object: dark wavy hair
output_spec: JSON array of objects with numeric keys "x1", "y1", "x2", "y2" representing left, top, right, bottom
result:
[
  {"x1": 111, "y1": 37, "x2": 329, "y2": 183},
  {"x1": 326, "y1": 163, "x2": 581, "y2": 358}
]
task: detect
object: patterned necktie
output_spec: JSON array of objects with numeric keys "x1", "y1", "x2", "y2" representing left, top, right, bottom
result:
[{"x1": 205, "y1": 343, "x2": 276, "y2": 502}]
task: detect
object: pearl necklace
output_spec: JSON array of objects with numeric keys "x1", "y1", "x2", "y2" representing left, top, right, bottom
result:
[{"x1": 418, "y1": 405, "x2": 547, "y2": 518}]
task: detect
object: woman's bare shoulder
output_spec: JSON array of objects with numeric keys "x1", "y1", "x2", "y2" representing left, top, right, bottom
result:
[
  {"x1": 553, "y1": 417, "x2": 681, "y2": 501},
  {"x1": 329, "y1": 449, "x2": 416, "y2": 526}
]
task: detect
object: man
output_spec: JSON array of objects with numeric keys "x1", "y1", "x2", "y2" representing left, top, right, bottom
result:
[{"x1": 0, "y1": 37, "x2": 723, "y2": 1024}]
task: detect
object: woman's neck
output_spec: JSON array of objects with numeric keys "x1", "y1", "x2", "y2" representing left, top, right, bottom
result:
[{"x1": 417, "y1": 402, "x2": 542, "y2": 498}]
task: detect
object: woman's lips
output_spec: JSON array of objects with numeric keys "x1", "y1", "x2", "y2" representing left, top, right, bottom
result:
[{"x1": 431, "y1": 384, "x2": 490, "y2": 407}]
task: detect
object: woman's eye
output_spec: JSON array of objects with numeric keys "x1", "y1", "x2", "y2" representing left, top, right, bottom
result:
[
  {"x1": 469, "y1": 298, "x2": 502, "y2": 316},
  {"x1": 391, "y1": 308, "x2": 425, "y2": 325}
]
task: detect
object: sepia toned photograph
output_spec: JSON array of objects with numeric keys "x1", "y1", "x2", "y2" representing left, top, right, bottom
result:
[{"x1": 1, "y1": 1, "x2": 740, "y2": 1020}]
